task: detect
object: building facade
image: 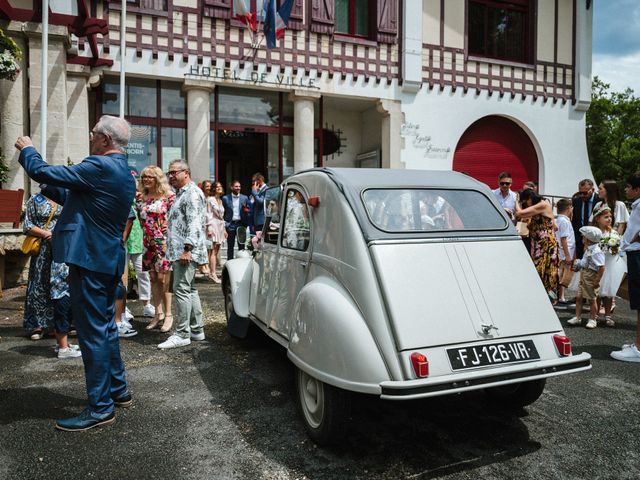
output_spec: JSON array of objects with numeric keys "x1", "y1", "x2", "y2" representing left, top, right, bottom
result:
[{"x1": 0, "y1": 0, "x2": 594, "y2": 196}]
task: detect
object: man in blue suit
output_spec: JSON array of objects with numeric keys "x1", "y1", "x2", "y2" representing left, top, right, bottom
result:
[
  {"x1": 15, "y1": 115, "x2": 136, "y2": 431},
  {"x1": 251, "y1": 172, "x2": 268, "y2": 232},
  {"x1": 222, "y1": 179, "x2": 249, "y2": 260}
]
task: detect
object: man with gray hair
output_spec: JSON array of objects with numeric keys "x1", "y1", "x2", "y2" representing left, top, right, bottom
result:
[
  {"x1": 15, "y1": 115, "x2": 136, "y2": 431},
  {"x1": 158, "y1": 159, "x2": 208, "y2": 350}
]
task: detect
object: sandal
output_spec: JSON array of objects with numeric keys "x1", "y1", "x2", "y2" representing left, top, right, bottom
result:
[
  {"x1": 208, "y1": 273, "x2": 221, "y2": 284},
  {"x1": 146, "y1": 313, "x2": 165, "y2": 330},
  {"x1": 605, "y1": 316, "x2": 615, "y2": 328},
  {"x1": 160, "y1": 315, "x2": 174, "y2": 333}
]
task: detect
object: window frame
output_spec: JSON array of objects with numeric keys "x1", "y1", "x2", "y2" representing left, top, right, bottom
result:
[
  {"x1": 279, "y1": 187, "x2": 311, "y2": 251},
  {"x1": 466, "y1": 0, "x2": 534, "y2": 65},
  {"x1": 334, "y1": 0, "x2": 373, "y2": 39}
]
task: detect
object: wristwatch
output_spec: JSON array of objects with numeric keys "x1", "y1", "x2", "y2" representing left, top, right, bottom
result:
[{"x1": 183, "y1": 244, "x2": 193, "y2": 252}]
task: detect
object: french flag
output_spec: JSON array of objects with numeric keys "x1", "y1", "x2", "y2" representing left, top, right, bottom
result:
[
  {"x1": 265, "y1": 0, "x2": 294, "y2": 48},
  {"x1": 234, "y1": 0, "x2": 257, "y2": 31}
]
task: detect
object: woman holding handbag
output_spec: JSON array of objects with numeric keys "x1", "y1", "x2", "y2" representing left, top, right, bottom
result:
[{"x1": 22, "y1": 192, "x2": 61, "y2": 340}]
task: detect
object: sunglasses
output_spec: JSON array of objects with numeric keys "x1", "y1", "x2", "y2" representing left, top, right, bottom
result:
[{"x1": 500, "y1": 182, "x2": 512, "y2": 186}]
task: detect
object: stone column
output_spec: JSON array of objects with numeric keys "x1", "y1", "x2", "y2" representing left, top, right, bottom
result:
[
  {"x1": 377, "y1": 99, "x2": 403, "y2": 169},
  {"x1": 0, "y1": 22, "x2": 28, "y2": 191},
  {"x1": 289, "y1": 90, "x2": 321, "y2": 173},
  {"x1": 183, "y1": 78, "x2": 215, "y2": 182},
  {"x1": 66, "y1": 64, "x2": 91, "y2": 164},
  {"x1": 26, "y1": 25, "x2": 70, "y2": 166}
]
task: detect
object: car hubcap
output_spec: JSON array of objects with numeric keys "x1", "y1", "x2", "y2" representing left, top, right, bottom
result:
[{"x1": 299, "y1": 370, "x2": 324, "y2": 428}]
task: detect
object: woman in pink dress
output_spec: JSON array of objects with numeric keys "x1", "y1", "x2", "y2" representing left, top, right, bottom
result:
[
  {"x1": 135, "y1": 166, "x2": 176, "y2": 332},
  {"x1": 205, "y1": 181, "x2": 227, "y2": 283}
]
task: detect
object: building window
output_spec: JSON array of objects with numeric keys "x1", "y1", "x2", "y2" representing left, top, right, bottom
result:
[
  {"x1": 335, "y1": 0, "x2": 370, "y2": 37},
  {"x1": 468, "y1": 0, "x2": 531, "y2": 63}
]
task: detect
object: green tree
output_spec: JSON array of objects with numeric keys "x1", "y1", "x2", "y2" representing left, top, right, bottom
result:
[{"x1": 586, "y1": 77, "x2": 640, "y2": 183}]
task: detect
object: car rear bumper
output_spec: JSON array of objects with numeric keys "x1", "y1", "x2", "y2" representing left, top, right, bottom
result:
[{"x1": 379, "y1": 352, "x2": 591, "y2": 400}]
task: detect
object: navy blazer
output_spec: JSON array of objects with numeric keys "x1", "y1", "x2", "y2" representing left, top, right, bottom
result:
[
  {"x1": 19, "y1": 146, "x2": 136, "y2": 277},
  {"x1": 252, "y1": 184, "x2": 268, "y2": 227},
  {"x1": 222, "y1": 193, "x2": 249, "y2": 227}
]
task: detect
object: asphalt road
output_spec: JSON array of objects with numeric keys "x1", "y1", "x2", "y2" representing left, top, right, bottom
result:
[{"x1": 1, "y1": 278, "x2": 639, "y2": 480}]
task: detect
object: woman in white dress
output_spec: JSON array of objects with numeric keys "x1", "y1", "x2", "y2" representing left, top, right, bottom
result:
[
  {"x1": 591, "y1": 180, "x2": 630, "y2": 234},
  {"x1": 592, "y1": 205, "x2": 627, "y2": 327},
  {"x1": 205, "y1": 182, "x2": 227, "y2": 283}
]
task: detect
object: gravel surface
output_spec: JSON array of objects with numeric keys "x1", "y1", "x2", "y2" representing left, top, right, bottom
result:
[{"x1": 1, "y1": 277, "x2": 639, "y2": 480}]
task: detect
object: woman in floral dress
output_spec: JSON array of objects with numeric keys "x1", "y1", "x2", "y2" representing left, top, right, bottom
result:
[
  {"x1": 516, "y1": 189, "x2": 559, "y2": 298},
  {"x1": 23, "y1": 193, "x2": 61, "y2": 339},
  {"x1": 135, "y1": 166, "x2": 175, "y2": 332}
]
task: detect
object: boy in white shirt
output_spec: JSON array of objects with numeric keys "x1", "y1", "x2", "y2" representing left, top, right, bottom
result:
[
  {"x1": 554, "y1": 198, "x2": 576, "y2": 308},
  {"x1": 567, "y1": 226, "x2": 605, "y2": 329}
]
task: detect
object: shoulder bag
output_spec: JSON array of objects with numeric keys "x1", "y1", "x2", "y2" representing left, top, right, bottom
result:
[{"x1": 21, "y1": 205, "x2": 56, "y2": 256}]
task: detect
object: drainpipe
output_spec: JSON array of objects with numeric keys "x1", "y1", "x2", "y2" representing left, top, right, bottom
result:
[
  {"x1": 119, "y1": 0, "x2": 126, "y2": 118},
  {"x1": 41, "y1": 0, "x2": 48, "y2": 158}
]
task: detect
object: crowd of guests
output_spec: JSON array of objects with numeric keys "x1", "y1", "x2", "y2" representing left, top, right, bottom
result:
[
  {"x1": 492, "y1": 171, "x2": 640, "y2": 362},
  {"x1": 21, "y1": 159, "x2": 270, "y2": 351}
]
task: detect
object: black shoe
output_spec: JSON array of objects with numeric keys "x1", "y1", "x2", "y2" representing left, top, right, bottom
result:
[
  {"x1": 112, "y1": 392, "x2": 133, "y2": 408},
  {"x1": 55, "y1": 408, "x2": 115, "y2": 432},
  {"x1": 553, "y1": 301, "x2": 569, "y2": 311}
]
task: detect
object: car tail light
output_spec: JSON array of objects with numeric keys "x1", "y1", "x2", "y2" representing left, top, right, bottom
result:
[
  {"x1": 307, "y1": 196, "x2": 321, "y2": 207},
  {"x1": 553, "y1": 335, "x2": 571, "y2": 356},
  {"x1": 410, "y1": 352, "x2": 429, "y2": 378}
]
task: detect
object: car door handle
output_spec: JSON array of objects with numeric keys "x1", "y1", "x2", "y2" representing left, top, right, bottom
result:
[{"x1": 300, "y1": 262, "x2": 308, "y2": 268}]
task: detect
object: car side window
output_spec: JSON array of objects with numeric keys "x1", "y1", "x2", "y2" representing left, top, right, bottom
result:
[
  {"x1": 263, "y1": 187, "x2": 282, "y2": 245},
  {"x1": 280, "y1": 188, "x2": 310, "y2": 251}
]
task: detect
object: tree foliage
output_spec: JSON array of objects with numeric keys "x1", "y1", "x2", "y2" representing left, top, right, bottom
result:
[{"x1": 586, "y1": 77, "x2": 640, "y2": 184}]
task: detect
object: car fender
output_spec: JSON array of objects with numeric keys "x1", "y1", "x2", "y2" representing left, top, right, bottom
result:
[
  {"x1": 287, "y1": 276, "x2": 390, "y2": 395},
  {"x1": 222, "y1": 257, "x2": 253, "y2": 318}
]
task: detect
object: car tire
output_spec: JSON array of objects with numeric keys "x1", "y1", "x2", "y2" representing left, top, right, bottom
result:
[
  {"x1": 484, "y1": 378, "x2": 546, "y2": 408},
  {"x1": 223, "y1": 280, "x2": 250, "y2": 339},
  {"x1": 295, "y1": 367, "x2": 351, "y2": 445}
]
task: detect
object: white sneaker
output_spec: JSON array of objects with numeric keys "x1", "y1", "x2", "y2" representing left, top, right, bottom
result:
[
  {"x1": 190, "y1": 331, "x2": 205, "y2": 341},
  {"x1": 610, "y1": 344, "x2": 640, "y2": 363},
  {"x1": 117, "y1": 322, "x2": 138, "y2": 338},
  {"x1": 142, "y1": 304, "x2": 156, "y2": 317},
  {"x1": 585, "y1": 318, "x2": 597, "y2": 329},
  {"x1": 120, "y1": 314, "x2": 133, "y2": 330},
  {"x1": 158, "y1": 334, "x2": 191, "y2": 350},
  {"x1": 125, "y1": 307, "x2": 134, "y2": 320},
  {"x1": 58, "y1": 347, "x2": 82, "y2": 359},
  {"x1": 54, "y1": 343, "x2": 80, "y2": 353},
  {"x1": 566, "y1": 317, "x2": 582, "y2": 326}
]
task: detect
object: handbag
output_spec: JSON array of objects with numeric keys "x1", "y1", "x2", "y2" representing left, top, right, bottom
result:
[{"x1": 21, "y1": 204, "x2": 56, "y2": 256}]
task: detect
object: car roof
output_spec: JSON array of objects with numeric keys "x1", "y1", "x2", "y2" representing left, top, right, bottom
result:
[{"x1": 291, "y1": 167, "x2": 516, "y2": 242}]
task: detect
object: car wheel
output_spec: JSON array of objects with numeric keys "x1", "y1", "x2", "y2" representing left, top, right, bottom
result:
[
  {"x1": 295, "y1": 367, "x2": 351, "y2": 445},
  {"x1": 484, "y1": 378, "x2": 546, "y2": 408},
  {"x1": 223, "y1": 281, "x2": 250, "y2": 338}
]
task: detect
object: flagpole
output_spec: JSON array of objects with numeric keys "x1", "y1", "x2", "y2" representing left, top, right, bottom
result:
[
  {"x1": 41, "y1": 0, "x2": 48, "y2": 158},
  {"x1": 119, "y1": 0, "x2": 126, "y2": 118}
]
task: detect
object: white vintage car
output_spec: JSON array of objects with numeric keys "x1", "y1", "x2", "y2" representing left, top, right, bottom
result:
[{"x1": 222, "y1": 168, "x2": 591, "y2": 444}]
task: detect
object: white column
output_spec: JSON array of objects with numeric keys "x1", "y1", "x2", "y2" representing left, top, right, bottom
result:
[
  {"x1": 66, "y1": 64, "x2": 91, "y2": 163},
  {"x1": 183, "y1": 79, "x2": 214, "y2": 182},
  {"x1": 377, "y1": 99, "x2": 403, "y2": 169},
  {"x1": 0, "y1": 22, "x2": 27, "y2": 190},
  {"x1": 289, "y1": 90, "x2": 321, "y2": 173},
  {"x1": 402, "y1": 0, "x2": 423, "y2": 93},
  {"x1": 574, "y1": 2, "x2": 593, "y2": 112}
]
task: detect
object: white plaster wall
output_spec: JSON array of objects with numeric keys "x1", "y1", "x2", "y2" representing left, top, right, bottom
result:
[
  {"x1": 422, "y1": 0, "x2": 441, "y2": 45},
  {"x1": 361, "y1": 107, "x2": 382, "y2": 154},
  {"x1": 443, "y1": 0, "x2": 465, "y2": 49},
  {"x1": 322, "y1": 108, "x2": 361, "y2": 168},
  {"x1": 537, "y1": 0, "x2": 555, "y2": 62},
  {"x1": 557, "y1": 0, "x2": 574, "y2": 64},
  {"x1": 399, "y1": 87, "x2": 593, "y2": 197}
]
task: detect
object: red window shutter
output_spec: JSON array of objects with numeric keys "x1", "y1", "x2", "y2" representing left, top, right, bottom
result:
[
  {"x1": 139, "y1": 0, "x2": 167, "y2": 10},
  {"x1": 453, "y1": 116, "x2": 539, "y2": 191},
  {"x1": 376, "y1": 0, "x2": 398, "y2": 44},
  {"x1": 288, "y1": 0, "x2": 305, "y2": 30},
  {"x1": 203, "y1": 0, "x2": 232, "y2": 18},
  {"x1": 311, "y1": 0, "x2": 335, "y2": 35}
]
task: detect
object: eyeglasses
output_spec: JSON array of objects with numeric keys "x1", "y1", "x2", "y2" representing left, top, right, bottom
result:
[
  {"x1": 500, "y1": 182, "x2": 512, "y2": 186},
  {"x1": 89, "y1": 130, "x2": 109, "y2": 140},
  {"x1": 167, "y1": 169, "x2": 186, "y2": 177},
  {"x1": 140, "y1": 175, "x2": 154, "y2": 180}
]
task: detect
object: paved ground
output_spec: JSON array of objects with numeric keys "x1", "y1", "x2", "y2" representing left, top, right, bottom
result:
[{"x1": 1, "y1": 277, "x2": 639, "y2": 480}]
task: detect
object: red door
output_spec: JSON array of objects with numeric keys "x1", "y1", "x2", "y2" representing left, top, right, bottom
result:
[{"x1": 453, "y1": 116, "x2": 538, "y2": 191}]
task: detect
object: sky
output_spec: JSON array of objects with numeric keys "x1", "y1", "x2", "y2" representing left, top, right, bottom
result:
[{"x1": 592, "y1": 0, "x2": 640, "y2": 95}]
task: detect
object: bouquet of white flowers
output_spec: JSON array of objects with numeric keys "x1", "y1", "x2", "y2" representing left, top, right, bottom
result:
[
  {"x1": 599, "y1": 230, "x2": 621, "y2": 256},
  {"x1": 0, "y1": 28, "x2": 22, "y2": 82}
]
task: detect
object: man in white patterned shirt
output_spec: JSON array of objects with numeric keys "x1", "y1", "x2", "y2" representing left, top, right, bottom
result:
[{"x1": 159, "y1": 159, "x2": 208, "y2": 350}]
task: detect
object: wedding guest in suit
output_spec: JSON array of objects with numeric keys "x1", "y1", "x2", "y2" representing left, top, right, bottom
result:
[
  {"x1": 16, "y1": 115, "x2": 136, "y2": 431},
  {"x1": 222, "y1": 180, "x2": 249, "y2": 260},
  {"x1": 572, "y1": 179, "x2": 598, "y2": 258},
  {"x1": 251, "y1": 172, "x2": 268, "y2": 232}
]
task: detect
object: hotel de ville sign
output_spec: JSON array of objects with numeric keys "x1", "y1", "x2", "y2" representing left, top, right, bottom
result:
[{"x1": 185, "y1": 65, "x2": 319, "y2": 89}]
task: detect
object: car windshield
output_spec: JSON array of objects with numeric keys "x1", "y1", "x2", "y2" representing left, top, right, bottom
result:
[{"x1": 362, "y1": 188, "x2": 507, "y2": 232}]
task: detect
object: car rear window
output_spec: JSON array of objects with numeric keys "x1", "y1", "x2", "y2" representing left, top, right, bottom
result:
[{"x1": 362, "y1": 189, "x2": 508, "y2": 232}]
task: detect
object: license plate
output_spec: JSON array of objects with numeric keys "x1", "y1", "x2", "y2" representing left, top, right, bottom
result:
[{"x1": 447, "y1": 340, "x2": 540, "y2": 370}]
